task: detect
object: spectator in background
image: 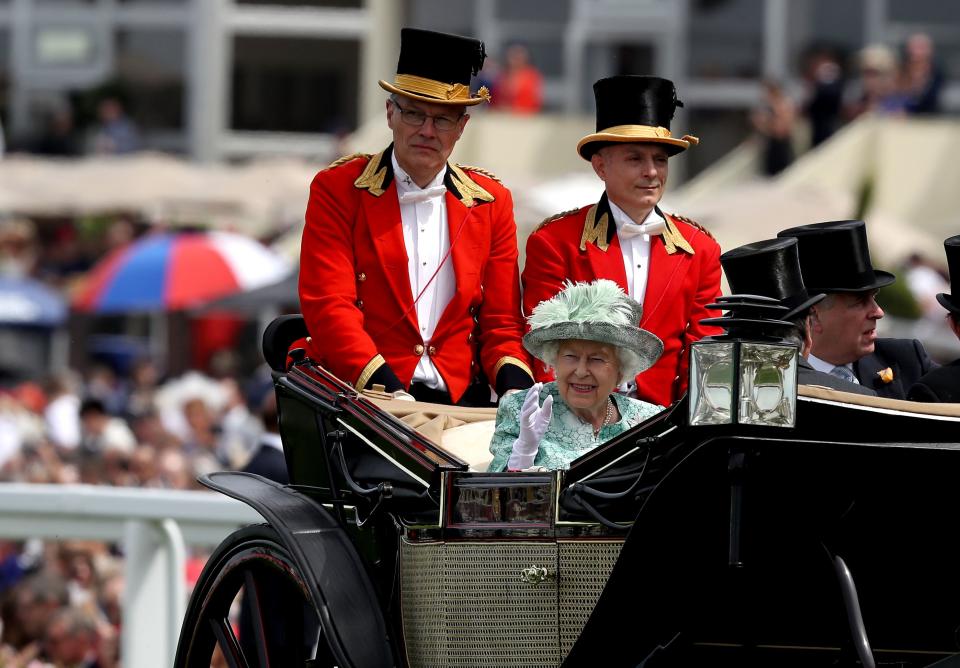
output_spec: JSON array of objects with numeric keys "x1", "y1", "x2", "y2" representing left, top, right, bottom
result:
[
  {"x1": 84, "y1": 365, "x2": 125, "y2": 417},
  {"x1": 902, "y1": 32, "x2": 943, "y2": 115},
  {"x1": 44, "y1": 373, "x2": 82, "y2": 451},
  {"x1": 31, "y1": 106, "x2": 81, "y2": 157},
  {"x1": 78, "y1": 398, "x2": 135, "y2": 457},
  {"x1": 493, "y1": 43, "x2": 543, "y2": 114},
  {"x1": 802, "y1": 47, "x2": 845, "y2": 147},
  {"x1": 5, "y1": 572, "x2": 70, "y2": 651},
  {"x1": 751, "y1": 80, "x2": 796, "y2": 176},
  {"x1": 844, "y1": 45, "x2": 906, "y2": 119},
  {"x1": 0, "y1": 218, "x2": 39, "y2": 279},
  {"x1": 91, "y1": 97, "x2": 141, "y2": 155},
  {"x1": 474, "y1": 55, "x2": 501, "y2": 103},
  {"x1": 43, "y1": 606, "x2": 102, "y2": 668},
  {"x1": 121, "y1": 358, "x2": 162, "y2": 422},
  {"x1": 903, "y1": 251, "x2": 950, "y2": 322},
  {"x1": 241, "y1": 392, "x2": 287, "y2": 485}
]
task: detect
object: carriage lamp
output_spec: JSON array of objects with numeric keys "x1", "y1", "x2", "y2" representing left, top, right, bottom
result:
[
  {"x1": 688, "y1": 296, "x2": 799, "y2": 428},
  {"x1": 688, "y1": 340, "x2": 798, "y2": 427}
]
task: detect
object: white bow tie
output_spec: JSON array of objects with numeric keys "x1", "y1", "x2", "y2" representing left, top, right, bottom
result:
[
  {"x1": 618, "y1": 219, "x2": 666, "y2": 240},
  {"x1": 399, "y1": 185, "x2": 447, "y2": 204}
]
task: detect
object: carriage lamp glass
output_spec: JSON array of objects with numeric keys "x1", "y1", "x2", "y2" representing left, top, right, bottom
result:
[{"x1": 689, "y1": 341, "x2": 798, "y2": 428}]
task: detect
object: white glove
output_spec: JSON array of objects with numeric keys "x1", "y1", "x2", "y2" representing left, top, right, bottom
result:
[
  {"x1": 392, "y1": 390, "x2": 416, "y2": 401},
  {"x1": 507, "y1": 383, "x2": 553, "y2": 470}
]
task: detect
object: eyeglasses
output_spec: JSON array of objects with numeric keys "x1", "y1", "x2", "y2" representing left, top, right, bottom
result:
[
  {"x1": 390, "y1": 99, "x2": 463, "y2": 132},
  {"x1": 556, "y1": 352, "x2": 614, "y2": 373}
]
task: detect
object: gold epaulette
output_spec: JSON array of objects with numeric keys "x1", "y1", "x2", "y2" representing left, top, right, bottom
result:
[
  {"x1": 534, "y1": 208, "x2": 581, "y2": 233},
  {"x1": 456, "y1": 164, "x2": 502, "y2": 183},
  {"x1": 325, "y1": 152, "x2": 371, "y2": 170},
  {"x1": 667, "y1": 212, "x2": 715, "y2": 240}
]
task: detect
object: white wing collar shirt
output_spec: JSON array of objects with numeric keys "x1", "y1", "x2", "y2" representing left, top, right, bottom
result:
[
  {"x1": 609, "y1": 199, "x2": 662, "y2": 304},
  {"x1": 393, "y1": 153, "x2": 455, "y2": 391}
]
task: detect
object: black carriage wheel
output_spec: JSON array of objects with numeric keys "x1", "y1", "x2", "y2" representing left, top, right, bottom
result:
[{"x1": 175, "y1": 524, "x2": 337, "y2": 668}]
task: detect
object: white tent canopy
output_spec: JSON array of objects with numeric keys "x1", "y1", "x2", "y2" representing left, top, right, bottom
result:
[{"x1": 0, "y1": 152, "x2": 319, "y2": 236}]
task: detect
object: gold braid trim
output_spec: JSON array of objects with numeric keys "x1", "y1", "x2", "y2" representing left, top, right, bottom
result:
[
  {"x1": 661, "y1": 216, "x2": 695, "y2": 255},
  {"x1": 448, "y1": 163, "x2": 495, "y2": 207},
  {"x1": 326, "y1": 152, "x2": 370, "y2": 170},
  {"x1": 494, "y1": 356, "x2": 533, "y2": 380},
  {"x1": 456, "y1": 164, "x2": 501, "y2": 183},
  {"x1": 353, "y1": 150, "x2": 388, "y2": 196},
  {"x1": 535, "y1": 208, "x2": 581, "y2": 233},
  {"x1": 393, "y1": 74, "x2": 490, "y2": 102},
  {"x1": 355, "y1": 354, "x2": 387, "y2": 391},
  {"x1": 578, "y1": 205, "x2": 610, "y2": 252},
  {"x1": 667, "y1": 212, "x2": 715, "y2": 240}
]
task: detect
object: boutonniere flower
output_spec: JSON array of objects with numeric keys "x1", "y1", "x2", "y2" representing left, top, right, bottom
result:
[{"x1": 877, "y1": 367, "x2": 894, "y2": 384}]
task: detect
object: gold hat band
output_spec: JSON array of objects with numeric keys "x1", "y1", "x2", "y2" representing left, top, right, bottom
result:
[
  {"x1": 393, "y1": 74, "x2": 490, "y2": 102},
  {"x1": 596, "y1": 124, "x2": 699, "y2": 144}
]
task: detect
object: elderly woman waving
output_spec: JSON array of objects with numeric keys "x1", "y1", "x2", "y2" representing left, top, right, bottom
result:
[{"x1": 488, "y1": 280, "x2": 664, "y2": 472}]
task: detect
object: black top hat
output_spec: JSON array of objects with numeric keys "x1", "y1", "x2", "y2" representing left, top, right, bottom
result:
[
  {"x1": 777, "y1": 220, "x2": 895, "y2": 293},
  {"x1": 379, "y1": 28, "x2": 489, "y2": 106},
  {"x1": 720, "y1": 237, "x2": 825, "y2": 319},
  {"x1": 577, "y1": 76, "x2": 699, "y2": 160},
  {"x1": 936, "y1": 235, "x2": 960, "y2": 316}
]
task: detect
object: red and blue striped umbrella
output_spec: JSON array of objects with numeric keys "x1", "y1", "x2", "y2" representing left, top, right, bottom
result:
[{"x1": 74, "y1": 231, "x2": 291, "y2": 313}]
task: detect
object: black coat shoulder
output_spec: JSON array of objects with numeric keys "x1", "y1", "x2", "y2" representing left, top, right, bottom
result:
[{"x1": 907, "y1": 359, "x2": 960, "y2": 403}]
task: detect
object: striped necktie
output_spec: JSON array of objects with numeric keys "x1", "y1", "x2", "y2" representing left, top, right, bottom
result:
[{"x1": 830, "y1": 365, "x2": 858, "y2": 384}]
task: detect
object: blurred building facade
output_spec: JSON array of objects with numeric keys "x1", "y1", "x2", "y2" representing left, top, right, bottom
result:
[{"x1": 0, "y1": 0, "x2": 958, "y2": 174}]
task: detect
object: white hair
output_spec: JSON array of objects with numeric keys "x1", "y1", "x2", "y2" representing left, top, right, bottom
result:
[{"x1": 537, "y1": 340, "x2": 644, "y2": 385}]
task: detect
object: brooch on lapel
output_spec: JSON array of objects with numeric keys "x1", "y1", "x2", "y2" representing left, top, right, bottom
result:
[{"x1": 877, "y1": 367, "x2": 894, "y2": 384}]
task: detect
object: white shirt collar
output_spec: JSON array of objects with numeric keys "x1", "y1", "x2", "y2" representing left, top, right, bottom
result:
[
  {"x1": 607, "y1": 200, "x2": 663, "y2": 230},
  {"x1": 392, "y1": 153, "x2": 445, "y2": 197},
  {"x1": 807, "y1": 353, "x2": 853, "y2": 375}
]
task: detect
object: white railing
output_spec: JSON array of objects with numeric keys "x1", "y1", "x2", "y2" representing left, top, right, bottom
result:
[{"x1": 0, "y1": 483, "x2": 263, "y2": 668}]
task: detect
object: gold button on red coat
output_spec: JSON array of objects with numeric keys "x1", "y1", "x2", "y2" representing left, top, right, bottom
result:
[
  {"x1": 355, "y1": 299, "x2": 363, "y2": 309},
  {"x1": 428, "y1": 345, "x2": 437, "y2": 356},
  {"x1": 414, "y1": 344, "x2": 425, "y2": 356},
  {"x1": 357, "y1": 272, "x2": 367, "y2": 282},
  {"x1": 467, "y1": 333, "x2": 474, "y2": 342}
]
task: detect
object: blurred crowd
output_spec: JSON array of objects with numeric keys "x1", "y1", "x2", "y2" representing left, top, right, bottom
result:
[
  {"x1": 0, "y1": 355, "x2": 275, "y2": 667},
  {"x1": 752, "y1": 32, "x2": 948, "y2": 177},
  {"x1": 1, "y1": 542, "x2": 123, "y2": 668}
]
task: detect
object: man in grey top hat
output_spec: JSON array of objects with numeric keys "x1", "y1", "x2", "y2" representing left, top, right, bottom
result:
[
  {"x1": 719, "y1": 237, "x2": 876, "y2": 396},
  {"x1": 778, "y1": 220, "x2": 936, "y2": 400},
  {"x1": 908, "y1": 235, "x2": 960, "y2": 402}
]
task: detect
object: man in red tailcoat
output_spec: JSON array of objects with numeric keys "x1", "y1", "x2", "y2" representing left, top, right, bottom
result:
[
  {"x1": 299, "y1": 28, "x2": 533, "y2": 406},
  {"x1": 522, "y1": 76, "x2": 722, "y2": 407}
]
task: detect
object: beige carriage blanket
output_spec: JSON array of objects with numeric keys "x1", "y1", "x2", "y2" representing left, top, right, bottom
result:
[
  {"x1": 363, "y1": 390, "x2": 498, "y2": 470},
  {"x1": 798, "y1": 385, "x2": 960, "y2": 417}
]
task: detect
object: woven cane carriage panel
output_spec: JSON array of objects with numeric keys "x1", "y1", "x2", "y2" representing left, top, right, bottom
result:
[
  {"x1": 400, "y1": 539, "x2": 561, "y2": 667},
  {"x1": 400, "y1": 540, "x2": 447, "y2": 665},
  {"x1": 557, "y1": 541, "x2": 623, "y2": 655}
]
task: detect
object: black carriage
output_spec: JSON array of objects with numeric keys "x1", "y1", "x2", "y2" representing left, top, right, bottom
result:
[{"x1": 175, "y1": 316, "x2": 960, "y2": 667}]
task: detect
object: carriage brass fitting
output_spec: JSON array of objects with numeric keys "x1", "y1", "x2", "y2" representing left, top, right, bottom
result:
[{"x1": 520, "y1": 565, "x2": 554, "y2": 585}]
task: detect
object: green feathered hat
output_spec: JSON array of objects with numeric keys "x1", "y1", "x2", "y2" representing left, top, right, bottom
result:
[{"x1": 523, "y1": 279, "x2": 663, "y2": 374}]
